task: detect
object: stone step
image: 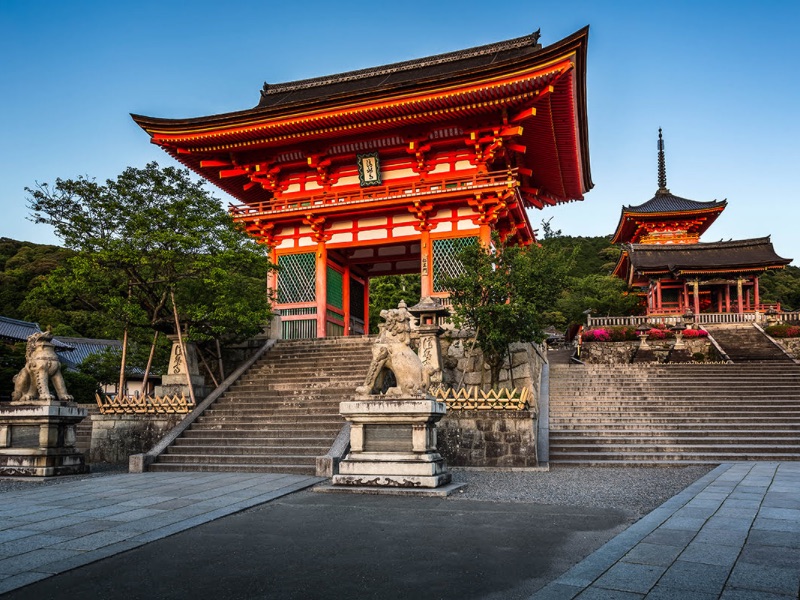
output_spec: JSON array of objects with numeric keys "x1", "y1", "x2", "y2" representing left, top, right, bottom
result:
[
  {"x1": 172, "y1": 436, "x2": 333, "y2": 447},
  {"x1": 180, "y1": 429, "x2": 341, "y2": 439},
  {"x1": 549, "y1": 451, "x2": 800, "y2": 462},
  {"x1": 165, "y1": 444, "x2": 323, "y2": 456},
  {"x1": 148, "y1": 462, "x2": 316, "y2": 475},
  {"x1": 158, "y1": 453, "x2": 317, "y2": 465},
  {"x1": 550, "y1": 429, "x2": 800, "y2": 438}
]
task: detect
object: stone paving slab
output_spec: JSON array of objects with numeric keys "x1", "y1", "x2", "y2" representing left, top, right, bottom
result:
[
  {"x1": 532, "y1": 462, "x2": 800, "y2": 599},
  {"x1": 0, "y1": 472, "x2": 321, "y2": 594}
]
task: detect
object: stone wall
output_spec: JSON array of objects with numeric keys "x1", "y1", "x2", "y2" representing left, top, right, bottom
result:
[
  {"x1": 90, "y1": 414, "x2": 185, "y2": 464},
  {"x1": 772, "y1": 338, "x2": 800, "y2": 359},
  {"x1": 434, "y1": 332, "x2": 544, "y2": 467},
  {"x1": 437, "y1": 410, "x2": 537, "y2": 467},
  {"x1": 580, "y1": 338, "x2": 718, "y2": 364},
  {"x1": 439, "y1": 331, "x2": 546, "y2": 396}
]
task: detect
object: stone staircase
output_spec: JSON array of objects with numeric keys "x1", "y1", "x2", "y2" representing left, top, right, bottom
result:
[
  {"x1": 549, "y1": 363, "x2": 800, "y2": 465},
  {"x1": 704, "y1": 324, "x2": 794, "y2": 362},
  {"x1": 148, "y1": 337, "x2": 373, "y2": 474}
]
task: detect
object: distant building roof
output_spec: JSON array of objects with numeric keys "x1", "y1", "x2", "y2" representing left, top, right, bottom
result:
[
  {"x1": 0, "y1": 316, "x2": 74, "y2": 350},
  {"x1": 54, "y1": 337, "x2": 122, "y2": 372},
  {"x1": 623, "y1": 236, "x2": 792, "y2": 276},
  {"x1": 255, "y1": 30, "x2": 544, "y2": 110},
  {"x1": 623, "y1": 192, "x2": 726, "y2": 215}
]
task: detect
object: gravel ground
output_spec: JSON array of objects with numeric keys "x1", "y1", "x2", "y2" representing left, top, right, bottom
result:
[
  {"x1": 0, "y1": 463, "x2": 715, "y2": 521},
  {"x1": 450, "y1": 464, "x2": 715, "y2": 518}
]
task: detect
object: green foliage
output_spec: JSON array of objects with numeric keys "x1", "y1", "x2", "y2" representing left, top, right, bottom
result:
[
  {"x1": 758, "y1": 266, "x2": 800, "y2": 311},
  {"x1": 62, "y1": 370, "x2": 100, "y2": 404},
  {"x1": 764, "y1": 323, "x2": 800, "y2": 338},
  {"x1": 0, "y1": 238, "x2": 74, "y2": 325},
  {"x1": 26, "y1": 162, "x2": 274, "y2": 343},
  {"x1": 540, "y1": 234, "x2": 617, "y2": 278},
  {"x1": 368, "y1": 274, "x2": 421, "y2": 334},
  {"x1": 556, "y1": 274, "x2": 642, "y2": 326},
  {"x1": 444, "y1": 236, "x2": 573, "y2": 388},
  {"x1": 0, "y1": 342, "x2": 26, "y2": 401}
]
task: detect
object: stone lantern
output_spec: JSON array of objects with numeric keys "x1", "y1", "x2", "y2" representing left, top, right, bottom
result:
[
  {"x1": 636, "y1": 322, "x2": 651, "y2": 349},
  {"x1": 408, "y1": 296, "x2": 450, "y2": 386},
  {"x1": 766, "y1": 306, "x2": 779, "y2": 327},
  {"x1": 671, "y1": 319, "x2": 687, "y2": 350},
  {"x1": 683, "y1": 308, "x2": 695, "y2": 330}
]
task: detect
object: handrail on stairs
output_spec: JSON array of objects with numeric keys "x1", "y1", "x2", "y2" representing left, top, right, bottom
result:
[{"x1": 129, "y1": 339, "x2": 277, "y2": 473}]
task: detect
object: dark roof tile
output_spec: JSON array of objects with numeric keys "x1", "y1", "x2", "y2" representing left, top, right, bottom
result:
[
  {"x1": 626, "y1": 237, "x2": 792, "y2": 274},
  {"x1": 624, "y1": 191, "x2": 726, "y2": 214}
]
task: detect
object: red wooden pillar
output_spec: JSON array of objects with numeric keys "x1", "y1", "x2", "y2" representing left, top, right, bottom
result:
[
  {"x1": 315, "y1": 241, "x2": 327, "y2": 338},
  {"x1": 693, "y1": 280, "x2": 700, "y2": 316},
  {"x1": 656, "y1": 280, "x2": 663, "y2": 312},
  {"x1": 725, "y1": 285, "x2": 731, "y2": 313},
  {"x1": 420, "y1": 229, "x2": 433, "y2": 297},
  {"x1": 737, "y1": 278, "x2": 744, "y2": 314},
  {"x1": 268, "y1": 247, "x2": 279, "y2": 303},
  {"x1": 683, "y1": 283, "x2": 690, "y2": 311},
  {"x1": 478, "y1": 223, "x2": 492, "y2": 247},
  {"x1": 717, "y1": 289, "x2": 723, "y2": 313},
  {"x1": 754, "y1": 276, "x2": 760, "y2": 310},
  {"x1": 363, "y1": 277, "x2": 370, "y2": 332},
  {"x1": 343, "y1": 263, "x2": 351, "y2": 336}
]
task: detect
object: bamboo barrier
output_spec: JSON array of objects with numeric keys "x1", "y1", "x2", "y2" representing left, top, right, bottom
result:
[
  {"x1": 432, "y1": 386, "x2": 531, "y2": 411},
  {"x1": 95, "y1": 393, "x2": 195, "y2": 415}
]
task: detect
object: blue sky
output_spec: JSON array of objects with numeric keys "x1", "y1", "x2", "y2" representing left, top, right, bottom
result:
[{"x1": 2, "y1": 1, "x2": 798, "y2": 264}]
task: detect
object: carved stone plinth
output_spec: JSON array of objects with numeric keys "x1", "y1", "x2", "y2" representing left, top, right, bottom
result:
[
  {"x1": 154, "y1": 335, "x2": 209, "y2": 400},
  {"x1": 0, "y1": 402, "x2": 88, "y2": 477},
  {"x1": 332, "y1": 396, "x2": 451, "y2": 488}
]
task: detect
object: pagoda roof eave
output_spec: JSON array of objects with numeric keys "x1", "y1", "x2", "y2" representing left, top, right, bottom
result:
[
  {"x1": 610, "y1": 197, "x2": 727, "y2": 245},
  {"x1": 623, "y1": 236, "x2": 792, "y2": 275},
  {"x1": 132, "y1": 27, "x2": 592, "y2": 207},
  {"x1": 131, "y1": 27, "x2": 589, "y2": 133}
]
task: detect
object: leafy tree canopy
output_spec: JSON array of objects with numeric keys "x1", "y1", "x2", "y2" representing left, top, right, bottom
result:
[
  {"x1": 25, "y1": 162, "x2": 274, "y2": 344},
  {"x1": 368, "y1": 274, "x2": 421, "y2": 334},
  {"x1": 444, "y1": 236, "x2": 573, "y2": 387}
]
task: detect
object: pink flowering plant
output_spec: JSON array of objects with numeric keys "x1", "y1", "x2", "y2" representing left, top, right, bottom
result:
[
  {"x1": 764, "y1": 324, "x2": 800, "y2": 338},
  {"x1": 581, "y1": 325, "x2": 708, "y2": 342}
]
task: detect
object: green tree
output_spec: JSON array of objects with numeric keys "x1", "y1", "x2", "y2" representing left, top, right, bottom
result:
[
  {"x1": 444, "y1": 237, "x2": 573, "y2": 388},
  {"x1": 368, "y1": 274, "x2": 421, "y2": 333},
  {"x1": 25, "y1": 162, "x2": 274, "y2": 377},
  {"x1": 556, "y1": 274, "x2": 642, "y2": 325}
]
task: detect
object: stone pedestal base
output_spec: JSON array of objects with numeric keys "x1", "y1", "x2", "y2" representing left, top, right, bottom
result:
[
  {"x1": 0, "y1": 403, "x2": 88, "y2": 477},
  {"x1": 331, "y1": 396, "x2": 451, "y2": 489}
]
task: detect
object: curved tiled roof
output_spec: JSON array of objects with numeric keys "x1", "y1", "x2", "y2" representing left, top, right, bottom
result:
[
  {"x1": 624, "y1": 191, "x2": 726, "y2": 214},
  {"x1": 257, "y1": 31, "x2": 543, "y2": 109},
  {"x1": 0, "y1": 316, "x2": 74, "y2": 350},
  {"x1": 625, "y1": 236, "x2": 792, "y2": 275}
]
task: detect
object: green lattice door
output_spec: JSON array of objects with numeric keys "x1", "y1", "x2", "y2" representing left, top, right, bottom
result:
[
  {"x1": 432, "y1": 236, "x2": 477, "y2": 292},
  {"x1": 326, "y1": 265, "x2": 345, "y2": 337},
  {"x1": 277, "y1": 253, "x2": 317, "y2": 339}
]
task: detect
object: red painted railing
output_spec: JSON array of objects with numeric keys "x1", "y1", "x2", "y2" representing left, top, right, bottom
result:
[{"x1": 229, "y1": 169, "x2": 518, "y2": 218}]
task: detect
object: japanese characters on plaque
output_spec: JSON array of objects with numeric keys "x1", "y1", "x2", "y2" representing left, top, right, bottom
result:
[{"x1": 357, "y1": 152, "x2": 382, "y2": 187}]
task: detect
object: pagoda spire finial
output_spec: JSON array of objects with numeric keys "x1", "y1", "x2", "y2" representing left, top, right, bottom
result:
[{"x1": 657, "y1": 128, "x2": 669, "y2": 195}]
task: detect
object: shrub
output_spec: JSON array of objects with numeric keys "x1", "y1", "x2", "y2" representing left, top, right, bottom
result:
[
  {"x1": 581, "y1": 325, "x2": 708, "y2": 342},
  {"x1": 765, "y1": 324, "x2": 800, "y2": 338}
]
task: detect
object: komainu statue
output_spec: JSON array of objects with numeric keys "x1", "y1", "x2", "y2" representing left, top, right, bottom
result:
[
  {"x1": 356, "y1": 301, "x2": 431, "y2": 397},
  {"x1": 12, "y1": 331, "x2": 73, "y2": 403}
]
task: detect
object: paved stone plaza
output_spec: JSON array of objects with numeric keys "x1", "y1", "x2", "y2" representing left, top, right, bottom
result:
[{"x1": 0, "y1": 463, "x2": 797, "y2": 598}]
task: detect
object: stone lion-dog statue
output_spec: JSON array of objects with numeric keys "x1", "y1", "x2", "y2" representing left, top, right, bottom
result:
[
  {"x1": 356, "y1": 301, "x2": 431, "y2": 397},
  {"x1": 12, "y1": 331, "x2": 74, "y2": 403}
]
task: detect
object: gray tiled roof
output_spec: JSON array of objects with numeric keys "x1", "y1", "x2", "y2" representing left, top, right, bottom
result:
[
  {"x1": 256, "y1": 31, "x2": 543, "y2": 109},
  {"x1": 0, "y1": 316, "x2": 74, "y2": 350},
  {"x1": 54, "y1": 337, "x2": 122, "y2": 372},
  {"x1": 627, "y1": 236, "x2": 792, "y2": 274},
  {"x1": 625, "y1": 191, "x2": 726, "y2": 213}
]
